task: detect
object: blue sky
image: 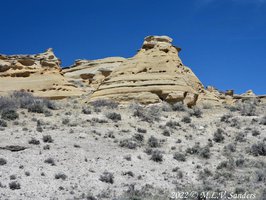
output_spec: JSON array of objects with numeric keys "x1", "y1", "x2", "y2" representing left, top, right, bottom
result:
[{"x1": 0, "y1": 0, "x2": 265, "y2": 94}]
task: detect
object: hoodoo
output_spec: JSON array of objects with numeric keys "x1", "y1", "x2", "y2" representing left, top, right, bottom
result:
[{"x1": 89, "y1": 35, "x2": 209, "y2": 105}]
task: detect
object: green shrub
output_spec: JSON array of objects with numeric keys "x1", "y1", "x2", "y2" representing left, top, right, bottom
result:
[
  {"x1": 1, "y1": 109, "x2": 19, "y2": 121},
  {"x1": 173, "y1": 152, "x2": 186, "y2": 161},
  {"x1": 150, "y1": 150, "x2": 163, "y2": 162},
  {"x1": 147, "y1": 136, "x2": 160, "y2": 148},
  {"x1": 0, "y1": 119, "x2": 7, "y2": 127}
]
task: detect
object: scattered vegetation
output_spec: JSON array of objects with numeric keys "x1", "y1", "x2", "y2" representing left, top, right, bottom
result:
[
  {"x1": 238, "y1": 101, "x2": 257, "y2": 116},
  {"x1": 250, "y1": 142, "x2": 266, "y2": 156},
  {"x1": 186, "y1": 143, "x2": 211, "y2": 159},
  {"x1": 82, "y1": 107, "x2": 91, "y2": 114},
  {"x1": 0, "y1": 158, "x2": 7, "y2": 165},
  {"x1": 172, "y1": 102, "x2": 186, "y2": 111},
  {"x1": 147, "y1": 136, "x2": 160, "y2": 148},
  {"x1": 44, "y1": 158, "x2": 56, "y2": 166},
  {"x1": 1, "y1": 109, "x2": 19, "y2": 121},
  {"x1": 213, "y1": 128, "x2": 225, "y2": 143},
  {"x1": 42, "y1": 135, "x2": 53, "y2": 143},
  {"x1": 0, "y1": 119, "x2": 7, "y2": 127},
  {"x1": 260, "y1": 116, "x2": 266, "y2": 125},
  {"x1": 99, "y1": 171, "x2": 114, "y2": 184},
  {"x1": 90, "y1": 99, "x2": 118, "y2": 109},
  {"x1": 181, "y1": 116, "x2": 191, "y2": 123},
  {"x1": 173, "y1": 152, "x2": 186, "y2": 162},
  {"x1": 9, "y1": 181, "x2": 21, "y2": 190},
  {"x1": 189, "y1": 107, "x2": 202, "y2": 118},
  {"x1": 150, "y1": 150, "x2": 163, "y2": 162},
  {"x1": 105, "y1": 112, "x2": 121, "y2": 121},
  {"x1": 120, "y1": 138, "x2": 138, "y2": 149},
  {"x1": 137, "y1": 128, "x2": 147, "y2": 133},
  {"x1": 28, "y1": 138, "x2": 40, "y2": 145},
  {"x1": 132, "y1": 104, "x2": 161, "y2": 122},
  {"x1": 54, "y1": 172, "x2": 67, "y2": 180}
]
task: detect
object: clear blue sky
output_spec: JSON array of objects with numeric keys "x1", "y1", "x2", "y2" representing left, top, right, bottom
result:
[{"x1": 0, "y1": 0, "x2": 265, "y2": 94}]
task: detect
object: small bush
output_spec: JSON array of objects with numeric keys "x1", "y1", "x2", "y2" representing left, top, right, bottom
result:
[
  {"x1": 91, "y1": 99, "x2": 118, "y2": 109},
  {"x1": 137, "y1": 128, "x2": 147, "y2": 133},
  {"x1": 10, "y1": 175, "x2": 16, "y2": 180},
  {"x1": 165, "y1": 120, "x2": 180, "y2": 129},
  {"x1": 0, "y1": 158, "x2": 7, "y2": 165},
  {"x1": 132, "y1": 104, "x2": 161, "y2": 123},
  {"x1": 62, "y1": 118, "x2": 70, "y2": 125},
  {"x1": 27, "y1": 101, "x2": 45, "y2": 113},
  {"x1": 1, "y1": 109, "x2": 19, "y2": 121},
  {"x1": 42, "y1": 135, "x2": 53, "y2": 143},
  {"x1": 0, "y1": 96, "x2": 17, "y2": 112},
  {"x1": 235, "y1": 158, "x2": 245, "y2": 167},
  {"x1": 25, "y1": 171, "x2": 30, "y2": 176},
  {"x1": 172, "y1": 102, "x2": 186, "y2": 111},
  {"x1": 36, "y1": 125, "x2": 43, "y2": 132},
  {"x1": 122, "y1": 171, "x2": 134, "y2": 177},
  {"x1": 181, "y1": 116, "x2": 191, "y2": 123},
  {"x1": 217, "y1": 159, "x2": 235, "y2": 170},
  {"x1": 220, "y1": 114, "x2": 232, "y2": 123},
  {"x1": 133, "y1": 134, "x2": 144, "y2": 142},
  {"x1": 239, "y1": 102, "x2": 257, "y2": 116},
  {"x1": 173, "y1": 152, "x2": 186, "y2": 162},
  {"x1": 150, "y1": 150, "x2": 163, "y2": 162},
  {"x1": 120, "y1": 139, "x2": 138, "y2": 149},
  {"x1": 250, "y1": 142, "x2": 266, "y2": 156},
  {"x1": 0, "y1": 119, "x2": 7, "y2": 127},
  {"x1": 43, "y1": 99, "x2": 57, "y2": 110},
  {"x1": 82, "y1": 107, "x2": 91, "y2": 114},
  {"x1": 11, "y1": 91, "x2": 34, "y2": 108},
  {"x1": 144, "y1": 148, "x2": 153, "y2": 155},
  {"x1": 147, "y1": 136, "x2": 160, "y2": 148},
  {"x1": 260, "y1": 116, "x2": 266, "y2": 125},
  {"x1": 252, "y1": 130, "x2": 260, "y2": 136},
  {"x1": 224, "y1": 143, "x2": 236, "y2": 153},
  {"x1": 198, "y1": 146, "x2": 211, "y2": 159},
  {"x1": 105, "y1": 112, "x2": 121, "y2": 121},
  {"x1": 235, "y1": 132, "x2": 246, "y2": 142},
  {"x1": 254, "y1": 169, "x2": 266, "y2": 182},
  {"x1": 55, "y1": 172, "x2": 67, "y2": 180},
  {"x1": 44, "y1": 158, "x2": 55, "y2": 166},
  {"x1": 99, "y1": 171, "x2": 114, "y2": 184},
  {"x1": 28, "y1": 138, "x2": 40, "y2": 145},
  {"x1": 189, "y1": 107, "x2": 202, "y2": 118},
  {"x1": 186, "y1": 144, "x2": 210, "y2": 159},
  {"x1": 91, "y1": 118, "x2": 108, "y2": 123},
  {"x1": 213, "y1": 128, "x2": 225, "y2": 143},
  {"x1": 9, "y1": 181, "x2": 20, "y2": 190},
  {"x1": 162, "y1": 129, "x2": 170, "y2": 137}
]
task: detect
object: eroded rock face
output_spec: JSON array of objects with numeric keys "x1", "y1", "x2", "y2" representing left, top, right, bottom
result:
[
  {"x1": 0, "y1": 49, "x2": 84, "y2": 99},
  {"x1": 90, "y1": 35, "x2": 209, "y2": 105},
  {"x1": 63, "y1": 57, "x2": 126, "y2": 91}
]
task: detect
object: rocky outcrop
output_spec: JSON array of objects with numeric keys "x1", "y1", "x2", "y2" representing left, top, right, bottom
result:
[
  {"x1": 0, "y1": 49, "x2": 84, "y2": 99},
  {"x1": 63, "y1": 57, "x2": 126, "y2": 91},
  {"x1": 89, "y1": 35, "x2": 216, "y2": 105}
]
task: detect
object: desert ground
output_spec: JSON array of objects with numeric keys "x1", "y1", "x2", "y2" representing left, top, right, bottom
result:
[{"x1": 0, "y1": 92, "x2": 265, "y2": 200}]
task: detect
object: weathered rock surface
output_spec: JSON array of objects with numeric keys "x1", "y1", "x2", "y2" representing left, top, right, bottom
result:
[
  {"x1": 89, "y1": 35, "x2": 219, "y2": 105},
  {"x1": 0, "y1": 49, "x2": 84, "y2": 99},
  {"x1": 63, "y1": 57, "x2": 126, "y2": 91}
]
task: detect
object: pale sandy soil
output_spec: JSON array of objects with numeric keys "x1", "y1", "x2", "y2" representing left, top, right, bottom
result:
[{"x1": 0, "y1": 98, "x2": 265, "y2": 200}]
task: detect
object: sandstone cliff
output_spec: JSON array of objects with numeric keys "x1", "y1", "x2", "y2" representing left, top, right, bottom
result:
[
  {"x1": 89, "y1": 36, "x2": 219, "y2": 106},
  {"x1": 63, "y1": 57, "x2": 126, "y2": 91},
  {"x1": 0, "y1": 49, "x2": 84, "y2": 99}
]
